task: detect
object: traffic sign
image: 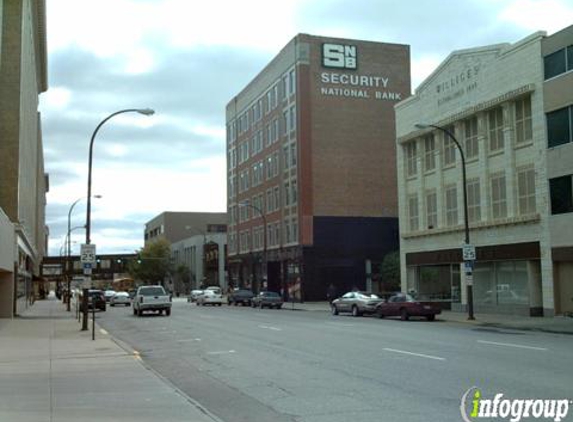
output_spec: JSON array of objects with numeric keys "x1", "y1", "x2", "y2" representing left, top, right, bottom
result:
[
  {"x1": 465, "y1": 273, "x2": 473, "y2": 286},
  {"x1": 462, "y1": 244, "x2": 476, "y2": 261},
  {"x1": 80, "y1": 244, "x2": 96, "y2": 263}
]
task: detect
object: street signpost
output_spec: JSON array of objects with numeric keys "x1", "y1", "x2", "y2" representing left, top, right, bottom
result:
[{"x1": 462, "y1": 244, "x2": 476, "y2": 261}]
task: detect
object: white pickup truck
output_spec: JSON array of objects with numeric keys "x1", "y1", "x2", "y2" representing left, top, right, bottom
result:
[{"x1": 133, "y1": 285, "x2": 172, "y2": 316}]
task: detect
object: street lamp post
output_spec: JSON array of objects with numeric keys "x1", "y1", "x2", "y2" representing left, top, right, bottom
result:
[
  {"x1": 238, "y1": 202, "x2": 267, "y2": 293},
  {"x1": 415, "y1": 123, "x2": 475, "y2": 320},
  {"x1": 67, "y1": 196, "x2": 100, "y2": 311},
  {"x1": 85, "y1": 108, "x2": 154, "y2": 245}
]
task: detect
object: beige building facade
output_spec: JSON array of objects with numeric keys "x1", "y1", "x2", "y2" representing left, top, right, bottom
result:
[
  {"x1": 543, "y1": 25, "x2": 573, "y2": 316},
  {"x1": 396, "y1": 27, "x2": 573, "y2": 317},
  {"x1": 0, "y1": 0, "x2": 49, "y2": 317}
]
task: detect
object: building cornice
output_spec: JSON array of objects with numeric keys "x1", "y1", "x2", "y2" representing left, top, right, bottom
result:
[{"x1": 397, "y1": 84, "x2": 536, "y2": 144}]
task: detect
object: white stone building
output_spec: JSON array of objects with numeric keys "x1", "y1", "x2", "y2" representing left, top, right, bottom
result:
[{"x1": 395, "y1": 28, "x2": 572, "y2": 317}]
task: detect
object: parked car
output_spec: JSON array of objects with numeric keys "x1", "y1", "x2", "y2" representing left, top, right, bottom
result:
[
  {"x1": 331, "y1": 291, "x2": 384, "y2": 317},
  {"x1": 79, "y1": 289, "x2": 106, "y2": 312},
  {"x1": 205, "y1": 286, "x2": 222, "y2": 295},
  {"x1": 227, "y1": 289, "x2": 254, "y2": 306},
  {"x1": 133, "y1": 285, "x2": 172, "y2": 316},
  {"x1": 251, "y1": 291, "x2": 283, "y2": 309},
  {"x1": 375, "y1": 293, "x2": 441, "y2": 321},
  {"x1": 196, "y1": 290, "x2": 223, "y2": 306},
  {"x1": 110, "y1": 291, "x2": 131, "y2": 307},
  {"x1": 104, "y1": 290, "x2": 116, "y2": 302},
  {"x1": 187, "y1": 290, "x2": 204, "y2": 302}
]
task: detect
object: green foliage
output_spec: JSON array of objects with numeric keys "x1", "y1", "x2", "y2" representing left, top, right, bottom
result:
[
  {"x1": 380, "y1": 250, "x2": 401, "y2": 292},
  {"x1": 128, "y1": 239, "x2": 172, "y2": 285}
]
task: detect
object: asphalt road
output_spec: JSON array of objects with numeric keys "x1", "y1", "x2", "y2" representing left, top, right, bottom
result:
[{"x1": 97, "y1": 301, "x2": 573, "y2": 422}]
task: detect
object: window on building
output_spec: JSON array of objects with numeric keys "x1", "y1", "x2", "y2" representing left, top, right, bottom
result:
[
  {"x1": 289, "y1": 69, "x2": 296, "y2": 96},
  {"x1": 515, "y1": 96, "x2": 532, "y2": 145},
  {"x1": 406, "y1": 141, "x2": 417, "y2": 177},
  {"x1": 517, "y1": 167, "x2": 536, "y2": 215},
  {"x1": 426, "y1": 191, "x2": 437, "y2": 229},
  {"x1": 544, "y1": 48, "x2": 567, "y2": 80},
  {"x1": 408, "y1": 196, "x2": 419, "y2": 231},
  {"x1": 547, "y1": 106, "x2": 572, "y2": 148},
  {"x1": 488, "y1": 107, "x2": 504, "y2": 152},
  {"x1": 467, "y1": 179, "x2": 481, "y2": 223},
  {"x1": 464, "y1": 116, "x2": 479, "y2": 159},
  {"x1": 266, "y1": 189, "x2": 272, "y2": 213},
  {"x1": 291, "y1": 179, "x2": 298, "y2": 204},
  {"x1": 289, "y1": 106, "x2": 296, "y2": 132},
  {"x1": 549, "y1": 175, "x2": 573, "y2": 215},
  {"x1": 424, "y1": 135, "x2": 435, "y2": 172},
  {"x1": 274, "y1": 186, "x2": 280, "y2": 210},
  {"x1": 283, "y1": 110, "x2": 289, "y2": 135},
  {"x1": 283, "y1": 144, "x2": 289, "y2": 170},
  {"x1": 491, "y1": 173, "x2": 507, "y2": 219},
  {"x1": 443, "y1": 127, "x2": 457, "y2": 166},
  {"x1": 284, "y1": 219, "x2": 291, "y2": 243},
  {"x1": 284, "y1": 181, "x2": 290, "y2": 206},
  {"x1": 445, "y1": 185, "x2": 458, "y2": 226},
  {"x1": 266, "y1": 124, "x2": 272, "y2": 147},
  {"x1": 273, "y1": 118, "x2": 279, "y2": 142},
  {"x1": 291, "y1": 218, "x2": 298, "y2": 243},
  {"x1": 290, "y1": 143, "x2": 297, "y2": 167}
]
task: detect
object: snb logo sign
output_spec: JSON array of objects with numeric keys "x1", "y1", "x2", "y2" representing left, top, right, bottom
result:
[{"x1": 322, "y1": 43, "x2": 357, "y2": 69}]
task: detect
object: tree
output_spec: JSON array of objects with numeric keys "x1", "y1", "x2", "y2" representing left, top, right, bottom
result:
[
  {"x1": 380, "y1": 251, "x2": 401, "y2": 292},
  {"x1": 128, "y1": 239, "x2": 172, "y2": 286},
  {"x1": 175, "y1": 264, "x2": 190, "y2": 295}
]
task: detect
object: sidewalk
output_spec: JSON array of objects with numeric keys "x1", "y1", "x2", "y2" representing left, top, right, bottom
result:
[
  {"x1": 0, "y1": 297, "x2": 220, "y2": 422},
  {"x1": 286, "y1": 301, "x2": 573, "y2": 335}
]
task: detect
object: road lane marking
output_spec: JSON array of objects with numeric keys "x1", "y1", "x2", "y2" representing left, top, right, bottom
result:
[
  {"x1": 383, "y1": 348, "x2": 446, "y2": 361},
  {"x1": 477, "y1": 340, "x2": 548, "y2": 351},
  {"x1": 99, "y1": 329, "x2": 108, "y2": 335},
  {"x1": 207, "y1": 350, "x2": 236, "y2": 355},
  {"x1": 177, "y1": 338, "x2": 202, "y2": 343},
  {"x1": 133, "y1": 350, "x2": 142, "y2": 361},
  {"x1": 258, "y1": 325, "x2": 282, "y2": 331}
]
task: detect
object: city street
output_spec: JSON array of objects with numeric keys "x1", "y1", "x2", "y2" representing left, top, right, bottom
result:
[{"x1": 96, "y1": 301, "x2": 573, "y2": 422}]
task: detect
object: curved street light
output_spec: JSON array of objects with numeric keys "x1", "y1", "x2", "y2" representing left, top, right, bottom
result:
[
  {"x1": 67, "y1": 195, "x2": 101, "y2": 311},
  {"x1": 415, "y1": 123, "x2": 474, "y2": 320},
  {"x1": 85, "y1": 108, "x2": 155, "y2": 245},
  {"x1": 238, "y1": 201, "x2": 267, "y2": 293}
]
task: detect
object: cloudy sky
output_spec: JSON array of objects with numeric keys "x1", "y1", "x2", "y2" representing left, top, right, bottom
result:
[{"x1": 42, "y1": 0, "x2": 573, "y2": 256}]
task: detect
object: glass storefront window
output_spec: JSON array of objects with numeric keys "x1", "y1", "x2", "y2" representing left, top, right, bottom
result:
[
  {"x1": 473, "y1": 261, "x2": 529, "y2": 306},
  {"x1": 418, "y1": 265, "x2": 452, "y2": 301}
]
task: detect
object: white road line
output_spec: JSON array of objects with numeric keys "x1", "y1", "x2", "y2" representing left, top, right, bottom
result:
[
  {"x1": 477, "y1": 340, "x2": 548, "y2": 351},
  {"x1": 383, "y1": 348, "x2": 446, "y2": 361},
  {"x1": 177, "y1": 338, "x2": 202, "y2": 343},
  {"x1": 99, "y1": 329, "x2": 108, "y2": 335},
  {"x1": 258, "y1": 325, "x2": 282, "y2": 331},
  {"x1": 207, "y1": 350, "x2": 236, "y2": 355}
]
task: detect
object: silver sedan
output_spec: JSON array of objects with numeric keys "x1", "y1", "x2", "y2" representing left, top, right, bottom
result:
[{"x1": 331, "y1": 291, "x2": 384, "y2": 317}]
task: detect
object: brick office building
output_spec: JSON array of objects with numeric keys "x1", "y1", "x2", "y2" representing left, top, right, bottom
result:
[{"x1": 226, "y1": 34, "x2": 410, "y2": 300}]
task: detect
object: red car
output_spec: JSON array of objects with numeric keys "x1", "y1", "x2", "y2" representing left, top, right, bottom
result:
[{"x1": 375, "y1": 293, "x2": 441, "y2": 321}]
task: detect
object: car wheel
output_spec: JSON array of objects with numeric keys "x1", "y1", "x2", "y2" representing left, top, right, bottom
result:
[
  {"x1": 166, "y1": 308, "x2": 171, "y2": 316},
  {"x1": 110, "y1": 303, "x2": 114, "y2": 307},
  {"x1": 376, "y1": 308, "x2": 385, "y2": 319},
  {"x1": 351, "y1": 305, "x2": 361, "y2": 317},
  {"x1": 127, "y1": 303, "x2": 131, "y2": 307},
  {"x1": 133, "y1": 307, "x2": 137, "y2": 316},
  {"x1": 426, "y1": 314, "x2": 435, "y2": 321},
  {"x1": 400, "y1": 308, "x2": 409, "y2": 321},
  {"x1": 331, "y1": 305, "x2": 339, "y2": 315}
]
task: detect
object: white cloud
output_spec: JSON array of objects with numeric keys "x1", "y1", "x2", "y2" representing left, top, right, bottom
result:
[
  {"x1": 497, "y1": 0, "x2": 573, "y2": 34},
  {"x1": 41, "y1": 86, "x2": 72, "y2": 109}
]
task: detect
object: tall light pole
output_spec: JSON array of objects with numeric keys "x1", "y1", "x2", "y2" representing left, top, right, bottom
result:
[
  {"x1": 415, "y1": 123, "x2": 475, "y2": 320},
  {"x1": 85, "y1": 108, "x2": 154, "y2": 245},
  {"x1": 239, "y1": 202, "x2": 267, "y2": 293},
  {"x1": 67, "y1": 196, "x2": 100, "y2": 311}
]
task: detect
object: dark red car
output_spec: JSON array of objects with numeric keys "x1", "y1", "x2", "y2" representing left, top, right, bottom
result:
[{"x1": 375, "y1": 293, "x2": 441, "y2": 321}]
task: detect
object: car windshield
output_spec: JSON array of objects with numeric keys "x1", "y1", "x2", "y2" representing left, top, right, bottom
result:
[
  {"x1": 262, "y1": 292, "x2": 280, "y2": 297},
  {"x1": 139, "y1": 287, "x2": 165, "y2": 296}
]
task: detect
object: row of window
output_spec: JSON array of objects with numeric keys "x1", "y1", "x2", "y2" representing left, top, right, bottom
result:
[
  {"x1": 550, "y1": 174, "x2": 573, "y2": 215},
  {"x1": 405, "y1": 97, "x2": 532, "y2": 177},
  {"x1": 544, "y1": 44, "x2": 573, "y2": 80},
  {"x1": 229, "y1": 106, "x2": 296, "y2": 170},
  {"x1": 407, "y1": 168, "x2": 536, "y2": 232},
  {"x1": 230, "y1": 144, "x2": 298, "y2": 198},
  {"x1": 229, "y1": 217, "x2": 299, "y2": 254},
  {"x1": 227, "y1": 68, "x2": 296, "y2": 143},
  {"x1": 228, "y1": 181, "x2": 298, "y2": 225}
]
